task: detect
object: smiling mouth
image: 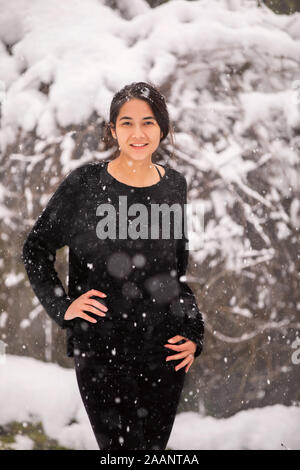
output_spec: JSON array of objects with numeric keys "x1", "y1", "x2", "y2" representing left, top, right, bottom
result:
[{"x1": 130, "y1": 144, "x2": 148, "y2": 149}]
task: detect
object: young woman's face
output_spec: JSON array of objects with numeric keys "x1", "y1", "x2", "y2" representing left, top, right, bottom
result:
[{"x1": 110, "y1": 98, "x2": 163, "y2": 161}]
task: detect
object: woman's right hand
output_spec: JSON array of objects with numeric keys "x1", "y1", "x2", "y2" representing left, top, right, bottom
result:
[{"x1": 64, "y1": 289, "x2": 108, "y2": 323}]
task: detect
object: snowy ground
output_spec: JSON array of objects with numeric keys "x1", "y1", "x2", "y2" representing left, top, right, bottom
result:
[{"x1": 0, "y1": 355, "x2": 299, "y2": 450}]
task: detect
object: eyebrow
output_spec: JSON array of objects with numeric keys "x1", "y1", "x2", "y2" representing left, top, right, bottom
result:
[{"x1": 119, "y1": 116, "x2": 156, "y2": 121}]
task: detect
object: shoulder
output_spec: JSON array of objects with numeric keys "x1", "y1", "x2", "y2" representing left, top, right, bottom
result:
[
  {"x1": 62, "y1": 160, "x2": 106, "y2": 187},
  {"x1": 65, "y1": 160, "x2": 105, "y2": 178},
  {"x1": 43, "y1": 161, "x2": 106, "y2": 212},
  {"x1": 166, "y1": 166, "x2": 187, "y2": 188}
]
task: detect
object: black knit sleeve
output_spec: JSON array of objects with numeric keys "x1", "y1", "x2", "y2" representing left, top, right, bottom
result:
[
  {"x1": 174, "y1": 175, "x2": 205, "y2": 358},
  {"x1": 21, "y1": 167, "x2": 82, "y2": 330}
]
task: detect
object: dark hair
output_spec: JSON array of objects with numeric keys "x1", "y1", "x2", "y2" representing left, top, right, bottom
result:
[{"x1": 102, "y1": 81, "x2": 175, "y2": 161}]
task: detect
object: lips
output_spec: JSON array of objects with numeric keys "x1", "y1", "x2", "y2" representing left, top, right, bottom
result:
[{"x1": 130, "y1": 144, "x2": 148, "y2": 147}]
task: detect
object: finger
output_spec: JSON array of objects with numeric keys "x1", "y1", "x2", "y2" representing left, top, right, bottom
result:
[
  {"x1": 185, "y1": 359, "x2": 193, "y2": 373},
  {"x1": 87, "y1": 289, "x2": 107, "y2": 298},
  {"x1": 164, "y1": 343, "x2": 186, "y2": 351},
  {"x1": 84, "y1": 300, "x2": 108, "y2": 313},
  {"x1": 83, "y1": 304, "x2": 107, "y2": 316},
  {"x1": 78, "y1": 312, "x2": 98, "y2": 323},
  {"x1": 167, "y1": 335, "x2": 185, "y2": 344},
  {"x1": 164, "y1": 342, "x2": 190, "y2": 353},
  {"x1": 166, "y1": 351, "x2": 191, "y2": 362},
  {"x1": 175, "y1": 355, "x2": 193, "y2": 372}
]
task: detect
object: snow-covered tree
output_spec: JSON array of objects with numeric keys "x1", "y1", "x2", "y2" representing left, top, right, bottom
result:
[{"x1": 0, "y1": 0, "x2": 299, "y2": 415}]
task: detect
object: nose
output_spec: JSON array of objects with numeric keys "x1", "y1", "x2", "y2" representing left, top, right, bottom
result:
[{"x1": 131, "y1": 125, "x2": 147, "y2": 138}]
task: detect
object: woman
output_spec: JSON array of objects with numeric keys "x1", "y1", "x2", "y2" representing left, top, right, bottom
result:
[{"x1": 22, "y1": 81, "x2": 204, "y2": 450}]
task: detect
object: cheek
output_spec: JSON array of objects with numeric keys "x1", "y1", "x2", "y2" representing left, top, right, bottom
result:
[
  {"x1": 118, "y1": 132, "x2": 131, "y2": 143},
  {"x1": 149, "y1": 129, "x2": 162, "y2": 140}
]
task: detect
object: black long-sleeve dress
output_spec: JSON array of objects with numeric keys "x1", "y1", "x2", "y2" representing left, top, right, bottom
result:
[{"x1": 22, "y1": 160, "x2": 204, "y2": 361}]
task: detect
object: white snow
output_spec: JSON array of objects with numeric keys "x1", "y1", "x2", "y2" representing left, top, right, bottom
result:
[
  {"x1": 0, "y1": 0, "x2": 299, "y2": 451},
  {"x1": 172, "y1": 406, "x2": 300, "y2": 450},
  {"x1": 0, "y1": 0, "x2": 299, "y2": 272},
  {"x1": 0, "y1": 354, "x2": 299, "y2": 450},
  {"x1": 0, "y1": 354, "x2": 98, "y2": 449},
  {"x1": 1, "y1": 0, "x2": 299, "y2": 148}
]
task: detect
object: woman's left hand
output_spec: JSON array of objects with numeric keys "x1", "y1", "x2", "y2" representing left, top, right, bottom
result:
[{"x1": 163, "y1": 335, "x2": 196, "y2": 373}]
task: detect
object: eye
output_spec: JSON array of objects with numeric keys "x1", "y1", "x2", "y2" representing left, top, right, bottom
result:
[{"x1": 122, "y1": 121, "x2": 154, "y2": 126}]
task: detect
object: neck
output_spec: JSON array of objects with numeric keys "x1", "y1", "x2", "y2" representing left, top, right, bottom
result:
[{"x1": 114, "y1": 155, "x2": 155, "y2": 175}]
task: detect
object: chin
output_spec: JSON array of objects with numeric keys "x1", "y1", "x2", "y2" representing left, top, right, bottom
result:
[
  {"x1": 121, "y1": 148, "x2": 155, "y2": 161},
  {"x1": 129, "y1": 153, "x2": 151, "y2": 160}
]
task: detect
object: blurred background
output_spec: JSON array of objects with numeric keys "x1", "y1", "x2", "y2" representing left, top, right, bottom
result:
[{"x1": 0, "y1": 0, "x2": 299, "y2": 450}]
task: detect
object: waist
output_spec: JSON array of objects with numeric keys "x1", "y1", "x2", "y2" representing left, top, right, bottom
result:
[{"x1": 88, "y1": 291, "x2": 169, "y2": 315}]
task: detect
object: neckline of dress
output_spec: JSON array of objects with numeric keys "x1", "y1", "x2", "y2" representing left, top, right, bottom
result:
[{"x1": 104, "y1": 161, "x2": 168, "y2": 190}]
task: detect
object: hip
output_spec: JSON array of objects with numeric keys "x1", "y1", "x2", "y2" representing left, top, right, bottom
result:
[{"x1": 71, "y1": 315, "x2": 184, "y2": 367}]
